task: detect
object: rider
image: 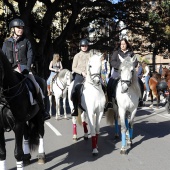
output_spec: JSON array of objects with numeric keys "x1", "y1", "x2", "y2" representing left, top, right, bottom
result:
[
  {"x1": 2, "y1": 18, "x2": 50, "y2": 120},
  {"x1": 106, "y1": 38, "x2": 138, "y2": 110},
  {"x1": 71, "y1": 38, "x2": 91, "y2": 116}
]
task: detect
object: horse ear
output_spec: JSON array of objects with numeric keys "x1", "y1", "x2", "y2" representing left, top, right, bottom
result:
[{"x1": 118, "y1": 54, "x2": 124, "y2": 62}]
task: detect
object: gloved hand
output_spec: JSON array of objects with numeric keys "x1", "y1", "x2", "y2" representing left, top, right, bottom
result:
[{"x1": 21, "y1": 69, "x2": 29, "y2": 75}]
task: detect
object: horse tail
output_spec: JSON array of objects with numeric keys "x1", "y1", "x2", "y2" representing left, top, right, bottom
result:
[
  {"x1": 77, "y1": 109, "x2": 82, "y2": 126},
  {"x1": 27, "y1": 116, "x2": 41, "y2": 151},
  {"x1": 106, "y1": 108, "x2": 115, "y2": 125}
]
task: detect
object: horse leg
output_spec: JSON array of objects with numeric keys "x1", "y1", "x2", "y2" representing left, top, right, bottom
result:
[
  {"x1": 81, "y1": 112, "x2": 88, "y2": 140},
  {"x1": 127, "y1": 109, "x2": 137, "y2": 148},
  {"x1": 63, "y1": 95, "x2": 67, "y2": 119},
  {"x1": 95, "y1": 111, "x2": 103, "y2": 149},
  {"x1": 72, "y1": 116, "x2": 78, "y2": 141},
  {"x1": 114, "y1": 112, "x2": 119, "y2": 139},
  {"x1": 119, "y1": 108, "x2": 127, "y2": 154},
  {"x1": 156, "y1": 91, "x2": 160, "y2": 108},
  {"x1": 87, "y1": 112, "x2": 98, "y2": 156},
  {"x1": 149, "y1": 90, "x2": 154, "y2": 108},
  {"x1": 37, "y1": 112, "x2": 45, "y2": 164},
  {"x1": 55, "y1": 97, "x2": 60, "y2": 120},
  {"x1": 49, "y1": 95, "x2": 53, "y2": 116},
  {"x1": 0, "y1": 130, "x2": 6, "y2": 170},
  {"x1": 14, "y1": 123, "x2": 24, "y2": 170},
  {"x1": 23, "y1": 123, "x2": 31, "y2": 166}
]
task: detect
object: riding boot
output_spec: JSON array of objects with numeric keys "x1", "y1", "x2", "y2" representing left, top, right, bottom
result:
[
  {"x1": 105, "y1": 78, "x2": 115, "y2": 111},
  {"x1": 71, "y1": 92, "x2": 78, "y2": 116},
  {"x1": 47, "y1": 85, "x2": 51, "y2": 96},
  {"x1": 36, "y1": 91, "x2": 51, "y2": 120}
]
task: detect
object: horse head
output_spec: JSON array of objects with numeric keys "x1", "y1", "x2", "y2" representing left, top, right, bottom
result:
[
  {"x1": 87, "y1": 54, "x2": 102, "y2": 85},
  {"x1": 118, "y1": 54, "x2": 136, "y2": 93},
  {"x1": 58, "y1": 69, "x2": 73, "y2": 87}
]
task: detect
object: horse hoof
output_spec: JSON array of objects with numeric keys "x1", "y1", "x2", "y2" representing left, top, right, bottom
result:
[
  {"x1": 114, "y1": 134, "x2": 119, "y2": 139},
  {"x1": 23, "y1": 153, "x2": 31, "y2": 166},
  {"x1": 73, "y1": 135, "x2": 78, "y2": 141},
  {"x1": 120, "y1": 148, "x2": 127, "y2": 154},
  {"x1": 84, "y1": 136, "x2": 88, "y2": 140},
  {"x1": 92, "y1": 148, "x2": 98, "y2": 156},
  {"x1": 149, "y1": 104, "x2": 153, "y2": 108},
  {"x1": 38, "y1": 158, "x2": 45, "y2": 164}
]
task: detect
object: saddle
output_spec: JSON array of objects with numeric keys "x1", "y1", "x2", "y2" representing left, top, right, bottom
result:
[{"x1": 14, "y1": 71, "x2": 37, "y2": 99}]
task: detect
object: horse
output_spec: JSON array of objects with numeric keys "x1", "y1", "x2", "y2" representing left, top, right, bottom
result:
[
  {"x1": 49, "y1": 69, "x2": 73, "y2": 119},
  {"x1": 0, "y1": 50, "x2": 46, "y2": 169},
  {"x1": 142, "y1": 72, "x2": 168, "y2": 108},
  {"x1": 162, "y1": 67, "x2": 170, "y2": 89},
  {"x1": 68, "y1": 54, "x2": 106, "y2": 155},
  {"x1": 106, "y1": 55, "x2": 141, "y2": 154}
]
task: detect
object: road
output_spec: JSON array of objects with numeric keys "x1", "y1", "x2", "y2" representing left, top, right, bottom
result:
[{"x1": 4, "y1": 99, "x2": 170, "y2": 170}]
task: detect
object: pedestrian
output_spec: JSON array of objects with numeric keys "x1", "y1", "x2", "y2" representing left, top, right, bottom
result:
[
  {"x1": 105, "y1": 38, "x2": 138, "y2": 110},
  {"x1": 2, "y1": 18, "x2": 50, "y2": 120},
  {"x1": 71, "y1": 38, "x2": 91, "y2": 116},
  {"x1": 101, "y1": 53, "x2": 110, "y2": 86},
  {"x1": 137, "y1": 61, "x2": 143, "y2": 79},
  {"x1": 46, "y1": 53, "x2": 63, "y2": 95},
  {"x1": 142, "y1": 61, "x2": 150, "y2": 101}
]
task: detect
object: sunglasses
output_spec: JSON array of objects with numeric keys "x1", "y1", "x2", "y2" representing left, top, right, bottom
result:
[{"x1": 81, "y1": 45, "x2": 88, "y2": 47}]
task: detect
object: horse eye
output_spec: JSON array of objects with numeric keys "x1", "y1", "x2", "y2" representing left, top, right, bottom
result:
[{"x1": 89, "y1": 65, "x2": 92, "y2": 68}]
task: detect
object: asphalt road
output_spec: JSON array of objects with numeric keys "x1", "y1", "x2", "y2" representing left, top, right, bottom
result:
[{"x1": 4, "y1": 98, "x2": 170, "y2": 170}]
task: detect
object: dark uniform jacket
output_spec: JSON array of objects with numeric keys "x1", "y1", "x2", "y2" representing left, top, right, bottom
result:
[
  {"x1": 110, "y1": 49, "x2": 138, "y2": 71},
  {"x1": 2, "y1": 36, "x2": 33, "y2": 72}
]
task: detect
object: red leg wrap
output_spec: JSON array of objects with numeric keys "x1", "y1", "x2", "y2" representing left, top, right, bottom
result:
[
  {"x1": 92, "y1": 136, "x2": 96, "y2": 149},
  {"x1": 82, "y1": 122, "x2": 88, "y2": 133},
  {"x1": 73, "y1": 124, "x2": 77, "y2": 135}
]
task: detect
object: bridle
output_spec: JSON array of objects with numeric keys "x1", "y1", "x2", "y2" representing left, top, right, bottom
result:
[
  {"x1": 56, "y1": 71, "x2": 72, "y2": 96},
  {"x1": 88, "y1": 64, "x2": 101, "y2": 86}
]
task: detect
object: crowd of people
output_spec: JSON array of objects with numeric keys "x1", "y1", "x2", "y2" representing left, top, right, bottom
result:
[{"x1": 1, "y1": 17, "x2": 161, "y2": 120}]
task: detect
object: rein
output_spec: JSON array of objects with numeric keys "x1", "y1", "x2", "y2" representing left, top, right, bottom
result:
[
  {"x1": 88, "y1": 66, "x2": 101, "y2": 86},
  {"x1": 0, "y1": 76, "x2": 27, "y2": 101}
]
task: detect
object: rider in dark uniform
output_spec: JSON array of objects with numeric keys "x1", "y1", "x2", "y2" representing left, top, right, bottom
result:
[
  {"x1": 71, "y1": 39, "x2": 91, "y2": 116},
  {"x1": 2, "y1": 18, "x2": 50, "y2": 120},
  {"x1": 106, "y1": 38, "x2": 138, "y2": 110}
]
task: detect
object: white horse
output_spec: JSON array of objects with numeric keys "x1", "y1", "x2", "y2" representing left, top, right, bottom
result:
[
  {"x1": 106, "y1": 55, "x2": 141, "y2": 154},
  {"x1": 68, "y1": 54, "x2": 106, "y2": 156},
  {"x1": 49, "y1": 69, "x2": 73, "y2": 119}
]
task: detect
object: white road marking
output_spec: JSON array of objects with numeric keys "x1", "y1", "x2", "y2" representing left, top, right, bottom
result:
[{"x1": 45, "y1": 122, "x2": 62, "y2": 136}]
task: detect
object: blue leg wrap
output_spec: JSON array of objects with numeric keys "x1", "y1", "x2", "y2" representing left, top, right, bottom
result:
[
  {"x1": 129, "y1": 128, "x2": 133, "y2": 139},
  {"x1": 125, "y1": 118, "x2": 128, "y2": 129},
  {"x1": 121, "y1": 133, "x2": 126, "y2": 147},
  {"x1": 115, "y1": 119, "x2": 119, "y2": 134}
]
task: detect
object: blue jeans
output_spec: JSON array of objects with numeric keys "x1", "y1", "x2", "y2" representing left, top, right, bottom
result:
[
  {"x1": 47, "y1": 72, "x2": 56, "y2": 85},
  {"x1": 145, "y1": 75, "x2": 150, "y2": 92}
]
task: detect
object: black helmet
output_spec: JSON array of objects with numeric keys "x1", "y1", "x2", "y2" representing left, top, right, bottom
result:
[
  {"x1": 80, "y1": 39, "x2": 89, "y2": 46},
  {"x1": 157, "y1": 82, "x2": 168, "y2": 91},
  {"x1": 9, "y1": 19, "x2": 25, "y2": 30}
]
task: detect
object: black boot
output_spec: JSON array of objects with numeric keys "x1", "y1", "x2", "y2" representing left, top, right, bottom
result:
[
  {"x1": 36, "y1": 92, "x2": 51, "y2": 121},
  {"x1": 71, "y1": 92, "x2": 78, "y2": 116},
  {"x1": 104, "y1": 78, "x2": 114, "y2": 111}
]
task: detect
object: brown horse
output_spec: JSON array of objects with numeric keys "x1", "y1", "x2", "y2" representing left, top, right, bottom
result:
[
  {"x1": 162, "y1": 67, "x2": 170, "y2": 89},
  {"x1": 149, "y1": 72, "x2": 162, "y2": 108}
]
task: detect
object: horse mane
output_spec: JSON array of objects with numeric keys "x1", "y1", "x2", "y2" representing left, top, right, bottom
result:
[
  {"x1": 58, "y1": 69, "x2": 68, "y2": 79},
  {"x1": 119, "y1": 57, "x2": 141, "y2": 97}
]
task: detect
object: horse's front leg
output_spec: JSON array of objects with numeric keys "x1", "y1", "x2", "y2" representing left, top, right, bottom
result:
[
  {"x1": 127, "y1": 108, "x2": 137, "y2": 148},
  {"x1": 14, "y1": 122, "x2": 24, "y2": 170},
  {"x1": 49, "y1": 95, "x2": 53, "y2": 116},
  {"x1": 87, "y1": 111, "x2": 98, "y2": 156},
  {"x1": 0, "y1": 129, "x2": 6, "y2": 170},
  {"x1": 62, "y1": 93, "x2": 67, "y2": 119},
  {"x1": 23, "y1": 123, "x2": 31, "y2": 166},
  {"x1": 72, "y1": 116, "x2": 77, "y2": 141},
  {"x1": 149, "y1": 90, "x2": 154, "y2": 108},
  {"x1": 81, "y1": 111, "x2": 88, "y2": 140},
  {"x1": 119, "y1": 108, "x2": 127, "y2": 154},
  {"x1": 55, "y1": 97, "x2": 60, "y2": 120},
  {"x1": 95, "y1": 111, "x2": 103, "y2": 149}
]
